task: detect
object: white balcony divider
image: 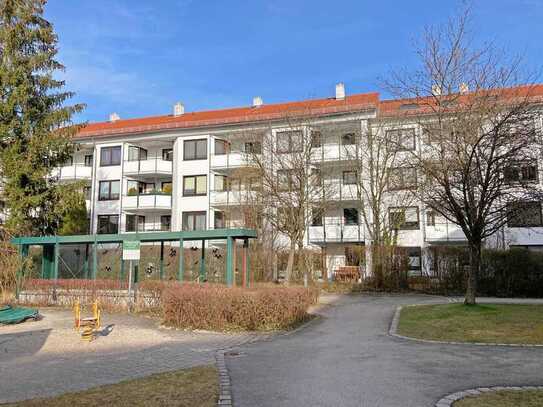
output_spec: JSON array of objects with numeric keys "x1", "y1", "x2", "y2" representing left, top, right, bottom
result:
[
  {"x1": 123, "y1": 193, "x2": 172, "y2": 210},
  {"x1": 124, "y1": 157, "x2": 173, "y2": 175}
]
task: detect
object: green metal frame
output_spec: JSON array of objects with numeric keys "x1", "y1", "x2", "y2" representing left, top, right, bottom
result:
[{"x1": 11, "y1": 228, "x2": 257, "y2": 287}]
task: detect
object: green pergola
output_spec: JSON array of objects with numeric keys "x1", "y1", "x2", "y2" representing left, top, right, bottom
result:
[{"x1": 11, "y1": 228, "x2": 257, "y2": 287}]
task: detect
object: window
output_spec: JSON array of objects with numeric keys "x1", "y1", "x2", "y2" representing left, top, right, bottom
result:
[
  {"x1": 127, "y1": 146, "x2": 147, "y2": 161},
  {"x1": 388, "y1": 167, "x2": 417, "y2": 190},
  {"x1": 127, "y1": 180, "x2": 154, "y2": 195},
  {"x1": 161, "y1": 181, "x2": 172, "y2": 194},
  {"x1": 182, "y1": 211, "x2": 206, "y2": 231},
  {"x1": 84, "y1": 154, "x2": 93, "y2": 167},
  {"x1": 162, "y1": 148, "x2": 173, "y2": 161},
  {"x1": 507, "y1": 202, "x2": 543, "y2": 227},
  {"x1": 386, "y1": 128, "x2": 416, "y2": 151},
  {"x1": 244, "y1": 141, "x2": 262, "y2": 154},
  {"x1": 344, "y1": 208, "x2": 359, "y2": 225},
  {"x1": 126, "y1": 215, "x2": 145, "y2": 232},
  {"x1": 341, "y1": 133, "x2": 356, "y2": 145},
  {"x1": 100, "y1": 146, "x2": 121, "y2": 166},
  {"x1": 214, "y1": 175, "x2": 228, "y2": 192},
  {"x1": 214, "y1": 211, "x2": 225, "y2": 229},
  {"x1": 389, "y1": 206, "x2": 420, "y2": 230},
  {"x1": 214, "y1": 139, "x2": 228, "y2": 155},
  {"x1": 406, "y1": 247, "x2": 422, "y2": 273},
  {"x1": 311, "y1": 131, "x2": 322, "y2": 148},
  {"x1": 426, "y1": 210, "x2": 436, "y2": 226},
  {"x1": 276, "y1": 130, "x2": 303, "y2": 153},
  {"x1": 184, "y1": 139, "x2": 207, "y2": 160},
  {"x1": 183, "y1": 175, "x2": 207, "y2": 196},
  {"x1": 504, "y1": 161, "x2": 538, "y2": 183},
  {"x1": 98, "y1": 180, "x2": 120, "y2": 201},
  {"x1": 343, "y1": 171, "x2": 357, "y2": 185},
  {"x1": 277, "y1": 169, "x2": 299, "y2": 191},
  {"x1": 83, "y1": 186, "x2": 92, "y2": 200},
  {"x1": 62, "y1": 157, "x2": 73, "y2": 167},
  {"x1": 160, "y1": 215, "x2": 171, "y2": 231},
  {"x1": 97, "y1": 215, "x2": 118, "y2": 234},
  {"x1": 311, "y1": 168, "x2": 322, "y2": 186},
  {"x1": 311, "y1": 207, "x2": 323, "y2": 226}
]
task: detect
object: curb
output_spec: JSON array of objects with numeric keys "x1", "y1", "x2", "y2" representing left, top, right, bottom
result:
[
  {"x1": 215, "y1": 350, "x2": 233, "y2": 406},
  {"x1": 388, "y1": 304, "x2": 543, "y2": 348},
  {"x1": 435, "y1": 385, "x2": 543, "y2": 406}
]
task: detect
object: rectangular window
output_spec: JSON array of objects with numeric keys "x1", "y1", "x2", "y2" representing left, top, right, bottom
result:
[
  {"x1": 426, "y1": 210, "x2": 436, "y2": 226},
  {"x1": 84, "y1": 154, "x2": 93, "y2": 167},
  {"x1": 341, "y1": 133, "x2": 356, "y2": 145},
  {"x1": 386, "y1": 128, "x2": 416, "y2": 151},
  {"x1": 83, "y1": 186, "x2": 92, "y2": 200},
  {"x1": 184, "y1": 139, "x2": 207, "y2": 160},
  {"x1": 507, "y1": 202, "x2": 543, "y2": 227},
  {"x1": 182, "y1": 211, "x2": 206, "y2": 231},
  {"x1": 160, "y1": 215, "x2": 171, "y2": 231},
  {"x1": 504, "y1": 161, "x2": 538, "y2": 183},
  {"x1": 162, "y1": 148, "x2": 173, "y2": 161},
  {"x1": 276, "y1": 130, "x2": 303, "y2": 153},
  {"x1": 214, "y1": 211, "x2": 225, "y2": 229},
  {"x1": 127, "y1": 146, "x2": 147, "y2": 161},
  {"x1": 214, "y1": 175, "x2": 228, "y2": 192},
  {"x1": 244, "y1": 141, "x2": 262, "y2": 154},
  {"x1": 388, "y1": 167, "x2": 417, "y2": 190},
  {"x1": 343, "y1": 171, "x2": 357, "y2": 185},
  {"x1": 62, "y1": 157, "x2": 73, "y2": 167},
  {"x1": 277, "y1": 169, "x2": 299, "y2": 191},
  {"x1": 311, "y1": 131, "x2": 322, "y2": 148},
  {"x1": 98, "y1": 180, "x2": 120, "y2": 201},
  {"x1": 389, "y1": 206, "x2": 420, "y2": 230},
  {"x1": 100, "y1": 146, "x2": 121, "y2": 166},
  {"x1": 126, "y1": 214, "x2": 145, "y2": 232},
  {"x1": 97, "y1": 215, "x2": 118, "y2": 234},
  {"x1": 161, "y1": 181, "x2": 172, "y2": 194},
  {"x1": 214, "y1": 139, "x2": 228, "y2": 155},
  {"x1": 311, "y1": 168, "x2": 322, "y2": 186},
  {"x1": 183, "y1": 175, "x2": 207, "y2": 196},
  {"x1": 311, "y1": 207, "x2": 323, "y2": 226},
  {"x1": 344, "y1": 208, "x2": 359, "y2": 225}
]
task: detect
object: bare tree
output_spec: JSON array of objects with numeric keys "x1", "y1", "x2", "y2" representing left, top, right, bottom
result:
[{"x1": 383, "y1": 5, "x2": 543, "y2": 304}]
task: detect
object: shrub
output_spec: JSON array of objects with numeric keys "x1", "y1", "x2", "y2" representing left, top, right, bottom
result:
[{"x1": 162, "y1": 284, "x2": 319, "y2": 331}]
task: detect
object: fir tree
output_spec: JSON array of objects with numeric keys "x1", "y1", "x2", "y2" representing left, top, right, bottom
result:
[{"x1": 0, "y1": 0, "x2": 85, "y2": 236}]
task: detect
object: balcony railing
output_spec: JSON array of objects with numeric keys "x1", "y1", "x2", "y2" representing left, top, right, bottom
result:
[
  {"x1": 309, "y1": 222, "x2": 365, "y2": 243},
  {"x1": 311, "y1": 144, "x2": 358, "y2": 163},
  {"x1": 123, "y1": 193, "x2": 172, "y2": 211},
  {"x1": 425, "y1": 222, "x2": 467, "y2": 242},
  {"x1": 53, "y1": 164, "x2": 92, "y2": 180},
  {"x1": 210, "y1": 151, "x2": 257, "y2": 170},
  {"x1": 124, "y1": 157, "x2": 173, "y2": 176},
  {"x1": 210, "y1": 189, "x2": 258, "y2": 206}
]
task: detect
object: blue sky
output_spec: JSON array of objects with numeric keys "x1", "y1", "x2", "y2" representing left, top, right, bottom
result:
[{"x1": 45, "y1": 1, "x2": 543, "y2": 123}]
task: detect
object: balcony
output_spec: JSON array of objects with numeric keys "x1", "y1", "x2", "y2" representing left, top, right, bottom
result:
[
  {"x1": 311, "y1": 144, "x2": 358, "y2": 164},
  {"x1": 124, "y1": 158, "x2": 173, "y2": 176},
  {"x1": 321, "y1": 182, "x2": 358, "y2": 201},
  {"x1": 425, "y1": 222, "x2": 467, "y2": 242},
  {"x1": 123, "y1": 193, "x2": 172, "y2": 212},
  {"x1": 53, "y1": 164, "x2": 92, "y2": 181},
  {"x1": 210, "y1": 189, "x2": 258, "y2": 206},
  {"x1": 309, "y1": 222, "x2": 365, "y2": 244},
  {"x1": 210, "y1": 152, "x2": 256, "y2": 172}
]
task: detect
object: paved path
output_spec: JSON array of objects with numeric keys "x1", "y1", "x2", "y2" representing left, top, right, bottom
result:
[
  {"x1": 226, "y1": 295, "x2": 543, "y2": 407},
  {"x1": 0, "y1": 309, "x2": 258, "y2": 403}
]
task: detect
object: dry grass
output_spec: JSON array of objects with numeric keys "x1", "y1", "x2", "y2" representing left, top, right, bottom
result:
[
  {"x1": 2, "y1": 365, "x2": 218, "y2": 407},
  {"x1": 454, "y1": 389, "x2": 543, "y2": 406},
  {"x1": 398, "y1": 303, "x2": 543, "y2": 344}
]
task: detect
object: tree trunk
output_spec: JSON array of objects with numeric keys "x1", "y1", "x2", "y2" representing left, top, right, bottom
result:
[
  {"x1": 465, "y1": 241, "x2": 481, "y2": 305},
  {"x1": 371, "y1": 245, "x2": 384, "y2": 289},
  {"x1": 284, "y1": 239, "x2": 296, "y2": 285}
]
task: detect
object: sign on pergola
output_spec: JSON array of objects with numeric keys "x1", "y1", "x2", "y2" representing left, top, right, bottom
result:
[{"x1": 11, "y1": 228, "x2": 257, "y2": 288}]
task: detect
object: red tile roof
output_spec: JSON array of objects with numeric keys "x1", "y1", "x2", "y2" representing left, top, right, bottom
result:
[{"x1": 76, "y1": 92, "x2": 380, "y2": 139}]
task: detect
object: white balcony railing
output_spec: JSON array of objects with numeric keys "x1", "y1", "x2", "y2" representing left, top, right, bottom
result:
[
  {"x1": 124, "y1": 158, "x2": 173, "y2": 176},
  {"x1": 123, "y1": 194, "x2": 172, "y2": 211},
  {"x1": 425, "y1": 222, "x2": 467, "y2": 242},
  {"x1": 311, "y1": 144, "x2": 358, "y2": 163},
  {"x1": 210, "y1": 190, "x2": 258, "y2": 206},
  {"x1": 309, "y1": 223, "x2": 365, "y2": 243},
  {"x1": 53, "y1": 164, "x2": 92, "y2": 180},
  {"x1": 210, "y1": 152, "x2": 256, "y2": 170}
]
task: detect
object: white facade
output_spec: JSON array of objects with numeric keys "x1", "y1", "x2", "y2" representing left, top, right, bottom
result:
[{"x1": 44, "y1": 88, "x2": 543, "y2": 278}]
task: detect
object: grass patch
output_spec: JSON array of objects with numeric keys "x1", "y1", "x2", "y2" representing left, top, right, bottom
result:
[
  {"x1": 398, "y1": 303, "x2": 543, "y2": 344},
  {"x1": 2, "y1": 365, "x2": 218, "y2": 407},
  {"x1": 454, "y1": 390, "x2": 543, "y2": 406}
]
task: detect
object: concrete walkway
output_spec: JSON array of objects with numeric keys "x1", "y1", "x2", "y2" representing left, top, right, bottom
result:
[
  {"x1": 226, "y1": 295, "x2": 543, "y2": 407},
  {"x1": 0, "y1": 309, "x2": 258, "y2": 403}
]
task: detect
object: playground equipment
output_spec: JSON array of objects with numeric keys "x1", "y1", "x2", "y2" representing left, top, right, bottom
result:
[{"x1": 73, "y1": 300, "x2": 101, "y2": 341}]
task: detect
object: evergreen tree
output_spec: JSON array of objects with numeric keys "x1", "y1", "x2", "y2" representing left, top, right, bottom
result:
[{"x1": 0, "y1": 0, "x2": 85, "y2": 236}]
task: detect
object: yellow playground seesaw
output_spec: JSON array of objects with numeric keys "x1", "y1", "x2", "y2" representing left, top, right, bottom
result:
[{"x1": 73, "y1": 300, "x2": 101, "y2": 342}]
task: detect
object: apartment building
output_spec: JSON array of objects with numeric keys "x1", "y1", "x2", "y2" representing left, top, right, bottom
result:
[{"x1": 40, "y1": 84, "x2": 543, "y2": 277}]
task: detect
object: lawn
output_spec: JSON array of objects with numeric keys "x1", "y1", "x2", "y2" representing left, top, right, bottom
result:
[
  {"x1": 398, "y1": 303, "x2": 543, "y2": 344},
  {"x1": 454, "y1": 390, "x2": 543, "y2": 406},
  {"x1": 2, "y1": 365, "x2": 218, "y2": 407}
]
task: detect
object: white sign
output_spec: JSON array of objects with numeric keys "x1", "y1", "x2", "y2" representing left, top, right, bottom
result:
[{"x1": 123, "y1": 240, "x2": 141, "y2": 261}]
